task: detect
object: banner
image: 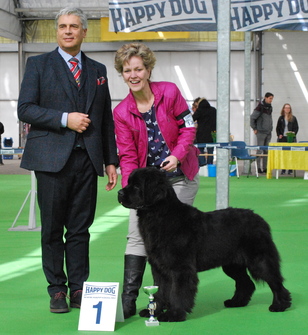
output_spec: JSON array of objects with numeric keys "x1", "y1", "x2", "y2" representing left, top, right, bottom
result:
[{"x1": 108, "y1": 0, "x2": 308, "y2": 32}]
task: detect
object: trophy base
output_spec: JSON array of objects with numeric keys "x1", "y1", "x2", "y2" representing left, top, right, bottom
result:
[{"x1": 145, "y1": 320, "x2": 160, "y2": 327}]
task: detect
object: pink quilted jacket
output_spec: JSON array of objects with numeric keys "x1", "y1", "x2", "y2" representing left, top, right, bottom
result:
[{"x1": 113, "y1": 81, "x2": 200, "y2": 187}]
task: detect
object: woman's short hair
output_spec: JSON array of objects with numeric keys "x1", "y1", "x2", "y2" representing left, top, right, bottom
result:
[
  {"x1": 114, "y1": 43, "x2": 156, "y2": 74},
  {"x1": 55, "y1": 7, "x2": 88, "y2": 29}
]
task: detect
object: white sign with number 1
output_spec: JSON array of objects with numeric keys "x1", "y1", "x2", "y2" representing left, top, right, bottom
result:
[{"x1": 78, "y1": 282, "x2": 124, "y2": 332}]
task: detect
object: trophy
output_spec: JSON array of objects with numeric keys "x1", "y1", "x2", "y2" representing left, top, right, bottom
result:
[{"x1": 143, "y1": 286, "x2": 159, "y2": 326}]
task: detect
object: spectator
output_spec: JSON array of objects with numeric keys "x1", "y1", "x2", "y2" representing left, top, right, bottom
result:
[
  {"x1": 191, "y1": 97, "x2": 201, "y2": 113},
  {"x1": 193, "y1": 99, "x2": 217, "y2": 166},
  {"x1": 0, "y1": 121, "x2": 4, "y2": 165},
  {"x1": 276, "y1": 103, "x2": 299, "y2": 175},
  {"x1": 250, "y1": 92, "x2": 274, "y2": 173}
]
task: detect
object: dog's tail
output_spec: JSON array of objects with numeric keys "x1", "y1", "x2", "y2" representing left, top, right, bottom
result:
[{"x1": 242, "y1": 213, "x2": 284, "y2": 284}]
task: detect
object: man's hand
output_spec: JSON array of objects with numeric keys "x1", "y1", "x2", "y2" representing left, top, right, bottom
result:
[
  {"x1": 105, "y1": 165, "x2": 118, "y2": 191},
  {"x1": 67, "y1": 112, "x2": 91, "y2": 133}
]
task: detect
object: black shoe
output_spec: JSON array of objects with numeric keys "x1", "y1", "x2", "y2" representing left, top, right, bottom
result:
[
  {"x1": 258, "y1": 168, "x2": 263, "y2": 174},
  {"x1": 50, "y1": 292, "x2": 69, "y2": 313},
  {"x1": 281, "y1": 170, "x2": 286, "y2": 175},
  {"x1": 70, "y1": 290, "x2": 83, "y2": 308},
  {"x1": 263, "y1": 168, "x2": 267, "y2": 173},
  {"x1": 288, "y1": 170, "x2": 293, "y2": 175}
]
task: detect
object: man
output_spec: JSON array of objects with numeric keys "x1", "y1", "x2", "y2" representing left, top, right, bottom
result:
[
  {"x1": 18, "y1": 7, "x2": 118, "y2": 313},
  {"x1": 250, "y1": 92, "x2": 274, "y2": 173}
]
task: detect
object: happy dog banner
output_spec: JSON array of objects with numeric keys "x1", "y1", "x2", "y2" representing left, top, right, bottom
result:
[{"x1": 108, "y1": 0, "x2": 308, "y2": 32}]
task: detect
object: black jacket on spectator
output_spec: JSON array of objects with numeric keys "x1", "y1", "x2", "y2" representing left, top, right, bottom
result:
[
  {"x1": 276, "y1": 115, "x2": 299, "y2": 141},
  {"x1": 193, "y1": 99, "x2": 217, "y2": 143}
]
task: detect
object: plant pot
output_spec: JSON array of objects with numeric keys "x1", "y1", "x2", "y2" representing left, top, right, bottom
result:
[{"x1": 287, "y1": 134, "x2": 294, "y2": 143}]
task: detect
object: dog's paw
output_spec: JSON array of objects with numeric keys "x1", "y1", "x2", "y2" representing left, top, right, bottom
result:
[
  {"x1": 224, "y1": 298, "x2": 250, "y2": 308},
  {"x1": 157, "y1": 310, "x2": 186, "y2": 322},
  {"x1": 269, "y1": 299, "x2": 292, "y2": 312},
  {"x1": 269, "y1": 288, "x2": 292, "y2": 312},
  {"x1": 139, "y1": 308, "x2": 150, "y2": 318}
]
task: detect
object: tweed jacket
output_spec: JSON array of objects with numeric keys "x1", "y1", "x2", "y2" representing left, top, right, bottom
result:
[{"x1": 18, "y1": 48, "x2": 118, "y2": 176}]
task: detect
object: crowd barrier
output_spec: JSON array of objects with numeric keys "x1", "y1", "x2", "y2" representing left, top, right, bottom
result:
[
  {"x1": 2, "y1": 144, "x2": 307, "y2": 156},
  {"x1": 0, "y1": 148, "x2": 24, "y2": 155},
  {"x1": 195, "y1": 143, "x2": 308, "y2": 152}
]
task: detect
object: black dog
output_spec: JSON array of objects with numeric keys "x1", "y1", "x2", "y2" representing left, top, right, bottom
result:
[{"x1": 118, "y1": 167, "x2": 291, "y2": 322}]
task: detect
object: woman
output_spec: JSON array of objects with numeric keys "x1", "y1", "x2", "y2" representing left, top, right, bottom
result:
[
  {"x1": 276, "y1": 103, "x2": 299, "y2": 175},
  {"x1": 191, "y1": 97, "x2": 201, "y2": 113},
  {"x1": 192, "y1": 98, "x2": 217, "y2": 166},
  {"x1": 113, "y1": 42, "x2": 200, "y2": 319}
]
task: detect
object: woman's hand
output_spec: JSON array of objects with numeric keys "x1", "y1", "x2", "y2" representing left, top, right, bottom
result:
[{"x1": 160, "y1": 155, "x2": 179, "y2": 172}]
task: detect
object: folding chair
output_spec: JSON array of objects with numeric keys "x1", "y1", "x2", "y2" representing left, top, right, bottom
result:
[{"x1": 230, "y1": 141, "x2": 259, "y2": 178}]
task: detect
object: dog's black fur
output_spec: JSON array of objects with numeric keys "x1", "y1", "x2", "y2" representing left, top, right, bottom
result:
[{"x1": 118, "y1": 167, "x2": 291, "y2": 322}]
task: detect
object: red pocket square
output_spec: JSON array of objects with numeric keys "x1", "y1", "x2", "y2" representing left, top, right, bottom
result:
[{"x1": 97, "y1": 76, "x2": 106, "y2": 85}]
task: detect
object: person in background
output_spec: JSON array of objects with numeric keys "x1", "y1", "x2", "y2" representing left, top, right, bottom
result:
[
  {"x1": 250, "y1": 92, "x2": 274, "y2": 174},
  {"x1": 0, "y1": 121, "x2": 4, "y2": 165},
  {"x1": 191, "y1": 97, "x2": 201, "y2": 113},
  {"x1": 276, "y1": 103, "x2": 299, "y2": 175},
  {"x1": 17, "y1": 7, "x2": 118, "y2": 313},
  {"x1": 193, "y1": 98, "x2": 217, "y2": 166},
  {"x1": 113, "y1": 42, "x2": 200, "y2": 319},
  {"x1": 191, "y1": 97, "x2": 201, "y2": 128}
]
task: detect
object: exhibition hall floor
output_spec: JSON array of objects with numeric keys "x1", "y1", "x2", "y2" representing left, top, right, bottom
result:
[{"x1": 1, "y1": 161, "x2": 307, "y2": 334}]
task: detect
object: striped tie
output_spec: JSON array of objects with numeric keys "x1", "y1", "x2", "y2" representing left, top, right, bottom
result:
[{"x1": 69, "y1": 57, "x2": 81, "y2": 87}]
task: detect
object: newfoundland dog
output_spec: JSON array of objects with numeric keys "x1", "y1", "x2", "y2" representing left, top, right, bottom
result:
[{"x1": 118, "y1": 167, "x2": 291, "y2": 322}]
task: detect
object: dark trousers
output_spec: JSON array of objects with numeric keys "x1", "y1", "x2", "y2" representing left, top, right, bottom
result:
[
  {"x1": 0, "y1": 137, "x2": 3, "y2": 164},
  {"x1": 198, "y1": 146, "x2": 214, "y2": 166},
  {"x1": 35, "y1": 149, "x2": 97, "y2": 296}
]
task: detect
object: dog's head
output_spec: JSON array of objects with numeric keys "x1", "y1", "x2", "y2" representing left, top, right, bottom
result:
[{"x1": 118, "y1": 167, "x2": 172, "y2": 209}]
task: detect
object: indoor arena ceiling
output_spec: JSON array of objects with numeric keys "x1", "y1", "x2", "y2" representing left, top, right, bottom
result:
[
  {"x1": 15, "y1": 0, "x2": 110, "y2": 19},
  {"x1": 0, "y1": 0, "x2": 110, "y2": 40}
]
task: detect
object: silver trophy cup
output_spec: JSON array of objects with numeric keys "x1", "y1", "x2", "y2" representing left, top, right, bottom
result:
[{"x1": 143, "y1": 286, "x2": 159, "y2": 326}]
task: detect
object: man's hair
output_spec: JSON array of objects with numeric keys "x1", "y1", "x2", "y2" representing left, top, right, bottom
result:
[
  {"x1": 55, "y1": 7, "x2": 88, "y2": 29},
  {"x1": 265, "y1": 92, "x2": 274, "y2": 98}
]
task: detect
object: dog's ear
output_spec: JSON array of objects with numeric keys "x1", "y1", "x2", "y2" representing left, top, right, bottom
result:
[
  {"x1": 147, "y1": 183, "x2": 169, "y2": 205},
  {"x1": 143, "y1": 169, "x2": 170, "y2": 206}
]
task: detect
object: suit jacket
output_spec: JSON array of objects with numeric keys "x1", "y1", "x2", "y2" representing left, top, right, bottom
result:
[{"x1": 18, "y1": 48, "x2": 118, "y2": 176}]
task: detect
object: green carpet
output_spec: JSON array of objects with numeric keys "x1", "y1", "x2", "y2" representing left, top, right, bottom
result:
[{"x1": 0, "y1": 174, "x2": 307, "y2": 334}]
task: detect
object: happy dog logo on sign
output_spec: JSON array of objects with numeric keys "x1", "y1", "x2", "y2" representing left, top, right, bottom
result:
[
  {"x1": 109, "y1": 0, "x2": 308, "y2": 33},
  {"x1": 85, "y1": 284, "x2": 116, "y2": 297}
]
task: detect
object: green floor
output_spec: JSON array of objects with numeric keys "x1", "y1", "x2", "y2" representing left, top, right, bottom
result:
[{"x1": 1, "y1": 173, "x2": 308, "y2": 334}]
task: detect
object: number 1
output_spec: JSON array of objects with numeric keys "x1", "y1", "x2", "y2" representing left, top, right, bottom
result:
[{"x1": 93, "y1": 301, "x2": 102, "y2": 324}]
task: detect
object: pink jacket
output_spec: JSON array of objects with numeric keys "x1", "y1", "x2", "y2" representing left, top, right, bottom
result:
[{"x1": 113, "y1": 81, "x2": 200, "y2": 187}]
